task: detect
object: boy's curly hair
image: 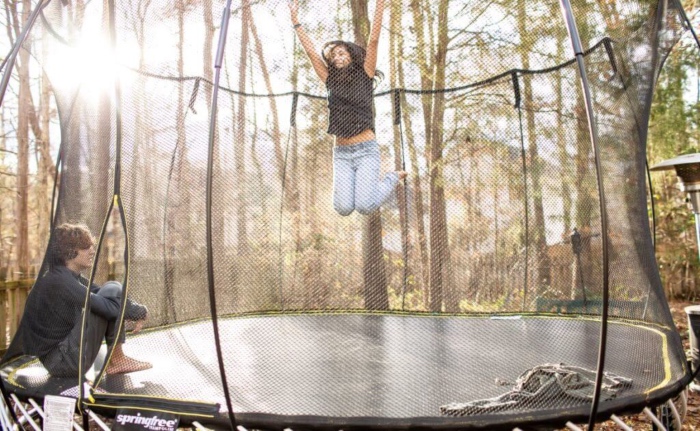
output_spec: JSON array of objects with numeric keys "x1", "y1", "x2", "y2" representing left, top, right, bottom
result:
[{"x1": 50, "y1": 223, "x2": 95, "y2": 266}]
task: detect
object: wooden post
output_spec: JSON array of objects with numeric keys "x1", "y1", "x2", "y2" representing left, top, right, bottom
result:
[
  {"x1": 0, "y1": 267, "x2": 6, "y2": 350},
  {"x1": 16, "y1": 278, "x2": 31, "y2": 331},
  {"x1": 7, "y1": 280, "x2": 19, "y2": 338}
]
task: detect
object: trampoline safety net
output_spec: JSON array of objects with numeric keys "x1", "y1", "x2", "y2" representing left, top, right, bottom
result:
[{"x1": 1, "y1": 0, "x2": 695, "y2": 430}]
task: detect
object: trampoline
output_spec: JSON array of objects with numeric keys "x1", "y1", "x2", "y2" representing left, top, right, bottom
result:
[
  {"x1": 1, "y1": 314, "x2": 689, "y2": 429},
  {"x1": 0, "y1": 0, "x2": 698, "y2": 429}
]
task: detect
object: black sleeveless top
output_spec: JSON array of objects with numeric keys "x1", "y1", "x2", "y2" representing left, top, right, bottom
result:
[{"x1": 325, "y1": 67, "x2": 375, "y2": 138}]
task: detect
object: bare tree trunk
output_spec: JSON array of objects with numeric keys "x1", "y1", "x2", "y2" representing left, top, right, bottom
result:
[
  {"x1": 350, "y1": 0, "x2": 388, "y2": 310},
  {"x1": 249, "y1": 78, "x2": 271, "y2": 242},
  {"x1": 37, "y1": 31, "x2": 55, "y2": 249},
  {"x1": 556, "y1": 52, "x2": 571, "y2": 238},
  {"x1": 349, "y1": 0, "x2": 370, "y2": 45},
  {"x1": 303, "y1": 137, "x2": 328, "y2": 309},
  {"x1": 175, "y1": 0, "x2": 187, "y2": 232},
  {"x1": 15, "y1": 0, "x2": 31, "y2": 277},
  {"x1": 409, "y1": 0, "x2": 444, "y2": 310},
  {"x1": 246, "y1": 7, "x2": 285, "y2": 186},
  {"x1": 7, "y1": 1, "x2": 55, "y2": 271},
  {"x1": 91, "y1": 0, "x2": 113, "y2": 283},
  {"x1": 393, "y1": 22, "x2": 429, "y2": 305},
  {"x1": 162, "y1": 0, "x2": 190, "y2": 322},
  {"x1": 234, "y1": 1, "x2": 251, "y2": 256},
  {"x1": 409, "y1": 0, "x2": 435, "y2": 149},
  {"x1": 388, "y1": 0, "x2": 410, "y2": 303},
  {"x1": 124, "y1": 0, "x2": 154, "y2": 279},
  {"x1": 518, "y1": 0, "x2": 550, "y2": 291},
  {"x1": 427, "y1": 0, "x2": 452, "y2": 312},
  {"x1": 203, "y1": 1, "x2": 214, "y2": 105},
  {"x1": 56, "y1": 0, "x2": 86, "y2": 224},
  {"x1": 0, "y1": 103, "x2": 5, "y2": 269}
]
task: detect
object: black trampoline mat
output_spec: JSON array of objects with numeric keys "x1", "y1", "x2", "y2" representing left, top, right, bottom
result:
[{"x1": 3, "y1": 314, "x2": 685, "y2": 421}]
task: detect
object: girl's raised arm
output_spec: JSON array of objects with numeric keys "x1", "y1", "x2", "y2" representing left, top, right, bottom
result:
[
  {"x1": 290, "y1": 0, "x2": 328, "y2": 83},
  {"x1": 364, "y1": 0, "x2": 385, "y2": 78}
]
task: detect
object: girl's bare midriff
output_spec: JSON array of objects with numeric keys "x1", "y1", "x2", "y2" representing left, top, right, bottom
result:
[{"x1": 336, "y1": 129, "x2": 375, "y2": 145}]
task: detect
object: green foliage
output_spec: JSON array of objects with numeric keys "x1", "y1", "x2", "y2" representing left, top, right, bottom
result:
[{"x1": 648, "y1": 24, "x2": 700, "y2": 299}]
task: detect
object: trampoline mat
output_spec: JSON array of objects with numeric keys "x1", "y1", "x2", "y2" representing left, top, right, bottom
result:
[{"x1": 2, "y1": 314, "x2": 686, "y2": 425}]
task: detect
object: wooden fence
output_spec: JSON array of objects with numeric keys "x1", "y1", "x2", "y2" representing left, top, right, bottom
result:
[{"x1": 0, "y1": 276, "x2": 33, "y2": 353}]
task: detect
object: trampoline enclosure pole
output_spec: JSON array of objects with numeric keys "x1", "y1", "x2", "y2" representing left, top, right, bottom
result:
[
  {"x1": 205, "y1": 1, "x2": 237, "y2": 428},
  {"x1": 558, "y1": 0, "x2": 612, "y2": 429}
]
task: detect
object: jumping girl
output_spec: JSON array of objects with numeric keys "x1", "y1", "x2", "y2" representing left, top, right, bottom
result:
[{"x1": 290, "y1": 0, "x2": 407, "y2": 216}]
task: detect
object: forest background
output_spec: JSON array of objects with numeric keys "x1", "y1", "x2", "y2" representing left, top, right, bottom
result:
[
  {"x1": 0, "y1": 1, "x2": 699, "y2": 427},
  {"x1": 0, "y1": 0, "x2": 698, "y2": 302}
]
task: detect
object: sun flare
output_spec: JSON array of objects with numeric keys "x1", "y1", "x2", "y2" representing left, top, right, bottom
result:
[{"x1": 45, "y1": 36, "x2": 139, "y2": 105}]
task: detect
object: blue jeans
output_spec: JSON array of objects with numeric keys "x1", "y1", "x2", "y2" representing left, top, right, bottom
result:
[{"x1": 333, "y1": 140, "x2": 399, "y2": 216}]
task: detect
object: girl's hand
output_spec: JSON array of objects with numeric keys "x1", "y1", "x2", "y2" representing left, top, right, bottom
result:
[{"x1": 289, "y1": 0, "x2": 299, "y2": 24}]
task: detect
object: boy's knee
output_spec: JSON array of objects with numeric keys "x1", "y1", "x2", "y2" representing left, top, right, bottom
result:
[{"x1": 98, "y1": 281, "x2": 123, "y2": 298}]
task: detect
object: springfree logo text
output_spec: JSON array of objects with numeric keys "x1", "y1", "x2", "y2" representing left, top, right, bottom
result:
[{"x1": 115, "y1": 412, "x2": 178, "y2": 431}]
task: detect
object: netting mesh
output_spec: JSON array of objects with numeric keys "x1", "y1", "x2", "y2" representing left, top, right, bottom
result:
[{"x1": 3, "y1": 0, "x2": 696, "y2": 428}]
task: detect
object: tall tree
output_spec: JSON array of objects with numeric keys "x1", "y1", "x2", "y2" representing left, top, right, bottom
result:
[
  {"x1": 174, "y1": 0, "x2": 190, "y2": 245},
  {"x1": 410, "y1": 0, "x2": 451, "y2": 311},
  {"x1": 388, "y1": 0, "x2": 412, "y2": 305},
  {"x1": 14, "y1": 0, "x2": 32, "y2": 277},
  {"x1": 57, "y1": 1, "x2": 87, "y2": 227},
  {"x1": 37, "y1": 28, "x2": 55, "y2": 256},
  {"x1": 247, "y1": 6, "x2": 285, "y2": 185},
  {"x1": 647, "y1": 24, "x2": 700, "y2": 299},
  {"x1": 349, "y1": 0, "x2": 370, "y2": 45},
  {"x1": 124, "y1": 0, "x2": 155, "y2": 279},
  {"x1": 352, "y1": 0, "x2": 388, "y2": 311},
  {"x1": 0, "y1": 103, "x2": 6, "y2": 270},
  {"x1": 390, "y1": 2, "x2": 429, "y2": 307},
  {"x1": 235, "y1": 1, "x2": 251, "y2": 256},
  {"x1": 91, "y1": 0, "x2": 114, "y2": 283},
  {"x1": 517, "y1": 0, "x2": 551, "y2": 291}
]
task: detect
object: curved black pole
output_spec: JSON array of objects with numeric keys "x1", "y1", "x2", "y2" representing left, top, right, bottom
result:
[
  {"x1": 558, "y1": 1, "x2": 611, "y2": 429},
  {"x1": 643, "y1": 159, "x2": 657, "y2": 319},
  {"x1": 0, "y1": 0, "x2": 51, "y2": 107},
  {"x1": 205, "y1": 1, "x2": 237, "y2": 429}
]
